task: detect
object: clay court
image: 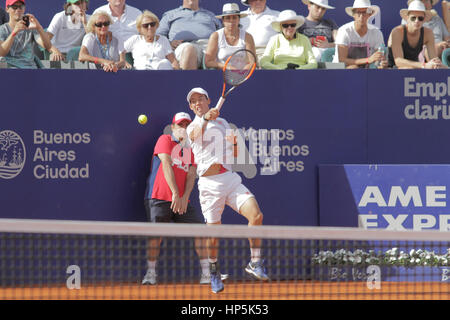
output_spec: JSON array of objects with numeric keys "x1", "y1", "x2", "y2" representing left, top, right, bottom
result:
[{"x1": 1, "y1": 281, "x2": 449, "y2": 300}]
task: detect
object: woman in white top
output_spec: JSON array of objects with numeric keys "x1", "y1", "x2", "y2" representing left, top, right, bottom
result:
[
  {"x1": 79, "y1": 11, "x2": 127, "y2": 72},
  {"x1": 46, "y1": 0, "x2": 89, "y2": 61},
  {"x1": 205, "y1": 3, "x2": 256, "y2": 70},
  {"x1": 124, "y1": 10, "x2": 179, "y2": 70}
]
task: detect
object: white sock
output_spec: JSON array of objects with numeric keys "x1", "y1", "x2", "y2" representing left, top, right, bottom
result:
[
  {"x1": 250, "y1": 248, "x2": 261, "y2": 263},
  {"x1": 200, "y1": 259, "x2": 210, "y2": 275},
  {"x1": 147, "y1": 260, "x2": 157, "y2": 273}
]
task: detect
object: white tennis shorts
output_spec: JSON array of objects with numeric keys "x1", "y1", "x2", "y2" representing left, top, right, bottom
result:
[{"x1": 198, "y1": 171, "x2": 254, "y2": 223}]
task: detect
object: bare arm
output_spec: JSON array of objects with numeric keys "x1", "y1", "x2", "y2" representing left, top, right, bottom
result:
[
  {"x1": 443, "y1": 1, "x2": 450, "y2": 32},
  {"x1": 0, "y1": 20, "x2": 27, "y2": 56},
  {"x1": 166, "y1": 52, "x2": 180, "y2": 70},
  {"x1": 338, "y1": 44, "x2": 385, "y2": 67},
  {"x1": 30, "y1": 14, "x2": 52, "y2": 51},
  {"x1": 204, "y1": 31, "x2": 222, "y2": 70}
]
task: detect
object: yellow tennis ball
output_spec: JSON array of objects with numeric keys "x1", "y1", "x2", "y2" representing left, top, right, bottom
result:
[{"x1": 138, "y1": 114, "x2": 147, "y2": 125}]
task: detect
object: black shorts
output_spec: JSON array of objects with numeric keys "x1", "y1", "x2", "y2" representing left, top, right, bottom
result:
[{"x1": 144, "y1": 199, "x2": 204, "y2": 224}]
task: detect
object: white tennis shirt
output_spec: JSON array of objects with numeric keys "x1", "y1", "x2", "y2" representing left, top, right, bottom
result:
[{"x1": 187, "y1": 115, "x2": 234, "y2": 177}]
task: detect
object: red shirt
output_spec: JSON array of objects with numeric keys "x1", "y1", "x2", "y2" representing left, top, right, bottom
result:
[{"x1": 145, "y1": 135, "x2": 195, "y2": 202}]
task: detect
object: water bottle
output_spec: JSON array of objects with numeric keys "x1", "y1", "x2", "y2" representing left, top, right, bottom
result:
[{"x1": 375, "y1": 46, "x2": 385, "y2": 68}]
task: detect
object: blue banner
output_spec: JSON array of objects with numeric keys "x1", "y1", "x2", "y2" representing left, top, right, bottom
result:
[
  {"x1": 0, "y1": 69, "x2": 368, "y2": 225},
  {"x1": 319, "y1": 164, "x2": 450, "y2": 231}
]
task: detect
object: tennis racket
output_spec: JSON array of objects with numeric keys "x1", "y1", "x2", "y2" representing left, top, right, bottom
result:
[{"x1": 214, "y1": 49, "x2": 257, "y2": 111}]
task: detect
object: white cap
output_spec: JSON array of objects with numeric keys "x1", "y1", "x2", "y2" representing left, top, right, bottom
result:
[
  {"x1": 172, "y1": 112, "x2": 192, "y2": 124},
  {"x1": 186, "y1": 87, "x2": 210, "y2": 103}
]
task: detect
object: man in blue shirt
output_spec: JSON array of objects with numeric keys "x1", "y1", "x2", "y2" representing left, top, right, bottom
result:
[{"x1": 157, "y1": 0, "x2": 221, "y2": 69}]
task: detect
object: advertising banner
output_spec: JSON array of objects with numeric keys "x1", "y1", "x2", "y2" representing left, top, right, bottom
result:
[{"x1": 0, "y1": 69, "x2": 367, "y2": 226}]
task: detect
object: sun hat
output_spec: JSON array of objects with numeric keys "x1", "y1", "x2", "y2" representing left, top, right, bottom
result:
[
  {"x1": 400, "y1": 0, "x2": 432, "y2": 21},
  {"x1": 216, "y1": 3, "x2": 247, "y2": 19},
  {"x1": 271, "y1": 10, "x2": 305, "y2": 32},
  {"x1": 186, "y1": 87, "x2": 210, "y2": 103},
  {"x1": 301, "y1": 0, "x2": 335, "y2": 10},
  {"x1": 345, "y1": 0, "x2": 380, "y2": 18},
  {"x1": 408, "y1": 0, "x2": 439, "y2": 6}
]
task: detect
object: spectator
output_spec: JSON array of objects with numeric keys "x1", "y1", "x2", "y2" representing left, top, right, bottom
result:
[
  {"x1": 240, "y1": 0, "x2": 279, "y2": 61},
  {"x1": 92, "y1": 0, "x2": 141, "y2": 43},
  {"x1": 124, "y1": 10, "x2": 179, "y2": 70},
  {"x1": 403, "y1": 0, "x2": 450, "y2": 59},
  {"x1": 46, "y1": 0, "x2": 90, "y2": 61},
  {"x1": 260, "y1": 9, "x2": 317, "y2": 70},
  {"x1": 141, "y1": 112, "x2": 213, "y2": 286},
  {"x1": 157, "y1": 0, "x2": 221, "y2": 70},
  {"x1": 389, "y1": 0, "x2": 447, "y2": 68},
  {"x1": 299, "y1": 0, "x2": 338, "y2": 62},
  {"x1": 78, "y1": 11, "x2": 127, "y2": 72},
  {"x1": 0, "y1": 6, "x2": 9, "y2": 25},
  {"x1": 204, "y1": 3, "x2": 256, "y2": 70},
  {"x1": 0, "y1": 0, "x2": 52, "y2": 68},
  {"x1": 333, "y1": 0, "x2": 387, "y2": 69}
]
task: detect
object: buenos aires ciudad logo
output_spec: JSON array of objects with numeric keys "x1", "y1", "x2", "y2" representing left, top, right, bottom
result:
[{"x1": 0, "y1": 130, "x2": 26, "y2": 179}]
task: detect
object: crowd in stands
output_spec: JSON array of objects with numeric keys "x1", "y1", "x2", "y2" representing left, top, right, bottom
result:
[{"x1": 0, "y1": 0, "x2": 449, "y2": 70}]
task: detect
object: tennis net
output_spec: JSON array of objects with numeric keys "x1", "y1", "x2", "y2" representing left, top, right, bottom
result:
[{"x1": 0, "y1": 218, "x2": 449, "y2": 300}]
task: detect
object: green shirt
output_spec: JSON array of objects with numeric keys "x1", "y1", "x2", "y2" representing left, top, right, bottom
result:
[{"x1": 260, "y1": 32, "x2": 317, "y2": 70}]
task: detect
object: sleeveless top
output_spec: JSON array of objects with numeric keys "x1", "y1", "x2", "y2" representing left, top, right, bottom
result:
[
  {"x1": 216, "y1": 28, "x2": 246, "y2": 64},
  {"x1": 388, "y1": 26, "x2": 424, "y2": 67}
]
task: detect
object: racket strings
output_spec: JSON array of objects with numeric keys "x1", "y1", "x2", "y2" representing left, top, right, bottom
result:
[{"x1": 224, "y1": 52, "x2": 255, "y2": 86}]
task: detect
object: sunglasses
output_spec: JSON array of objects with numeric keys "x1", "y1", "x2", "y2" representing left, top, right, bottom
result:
[
  {"x1": 281, "y1": 23, "x2": 297, "y2": 28},
  {"x1": 141, "y1": 22, "x2": 157, "y2": 29},
  {"x1": 409, "y1": 16, "x2": 425, "y2": 22},
  {"x1": 94, "y1": 21, "x2": 110, "y2": 28}
]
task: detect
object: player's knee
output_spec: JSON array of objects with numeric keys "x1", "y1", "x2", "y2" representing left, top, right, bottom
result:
[{"x1": 249, "y1": 211, "x2": 263, "y2": 226}]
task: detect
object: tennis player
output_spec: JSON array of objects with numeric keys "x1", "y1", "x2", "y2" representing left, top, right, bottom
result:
[
  {"x1": 186, "y1": 87, "x2": 269, "y2": 294},
  {"x1": 142, "y1": 112, "x2": 211, "y2": 285}
]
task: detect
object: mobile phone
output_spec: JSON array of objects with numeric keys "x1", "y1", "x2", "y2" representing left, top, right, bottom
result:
[
  {"x1": 316, "y1": 36, "x2": 326, "y2": 42},
  {"x1": 22, "y1": 15, "x2": 30, "y2": 27}
]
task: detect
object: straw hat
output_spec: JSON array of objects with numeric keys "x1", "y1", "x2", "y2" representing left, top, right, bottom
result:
[
  {"x1": 301, "y1": 0, "x2": 335, "y2": 10},
  {"x1": 400, "y1": 0, "x2": 432, "y2": 21},
  {"x1": 216, "y1": 3, "x2": 247, "y2": 19},
  {"x1": 271, "y1": 10, "x2": 305, "y2": 32},
  {"x1": 345, "y1": 0, "x2": 380, "y2": 18},
  {"x1": 407, "y1": 0, "x2": 439, "y2": 6}
]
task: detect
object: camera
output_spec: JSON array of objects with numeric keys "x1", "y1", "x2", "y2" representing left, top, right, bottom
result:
[{"x1": 22, "y1": 15, "x2": 30, "y2": 27}]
